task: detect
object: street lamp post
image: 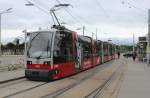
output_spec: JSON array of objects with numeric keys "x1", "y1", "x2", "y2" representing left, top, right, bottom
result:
[
  {"x1": 147, "y1": 9, "x2": 150, "y2": 66},
  {"x1": 108, "y1": 39, "x2": 112, "y2": 59},
  {"x1": 0, "y1": 14, "x2": 1, "y2": 56},
  {"x1": 76, "y1": 26, "x2": 85, "y2": 36},
  {"x1": 0, "y1": 8, "x2": 12, "y2": 56},
  {"x1": 101, "y1": 41, "x2": 104, "y2": 63},
  {"x1": 133, "y1": 33, "x2": 135, "y2": 53}
]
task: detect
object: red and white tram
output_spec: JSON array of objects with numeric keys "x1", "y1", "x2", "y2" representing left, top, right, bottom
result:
[{"x1": 25, "y1": 26, "x2": 117, "y2": 80}]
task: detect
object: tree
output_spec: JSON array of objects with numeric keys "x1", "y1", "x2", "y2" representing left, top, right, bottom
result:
[
  {"x1": 14, "y1": 38, "x2": 20, "y2": 47},
  {"x1": 6, "y1": 42, "x2": 15, "y2": 49}
]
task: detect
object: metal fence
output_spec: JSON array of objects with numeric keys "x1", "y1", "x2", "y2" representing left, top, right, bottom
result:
[
  {"x1": 2, "y1": 49, "x2": 24, "y2": 55},
  {"x1": 0, "y1": 55, "x2": 25, "y2": 72}
]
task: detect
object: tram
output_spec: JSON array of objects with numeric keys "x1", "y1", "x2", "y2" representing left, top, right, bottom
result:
[{"x1": 25, "y1": 25, "x2": 117, "y2": 80}]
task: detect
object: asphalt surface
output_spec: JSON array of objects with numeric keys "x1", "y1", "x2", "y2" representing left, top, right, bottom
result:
[
  {"x1": 0, "y1": 59, "x2": 122, "y2": 98},
  {"x1": 118, "y1": 58, "x2": 150, "y2": 98},
  {"x1": 2, "y1": 56, "x2": 147, "y2": 98},
  {"x1": 0, "y1": 69, "x2": 24, "y2": 82}
]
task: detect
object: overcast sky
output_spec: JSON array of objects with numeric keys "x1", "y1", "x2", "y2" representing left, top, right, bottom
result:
[{"x1": 0, "y1": 0, "x2": 149, "y2": 44}]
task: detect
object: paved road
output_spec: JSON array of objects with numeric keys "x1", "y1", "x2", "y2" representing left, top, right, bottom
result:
[
  {"x1": 2, "y1": 57, "x2": 144, "y2": 98},
  {"x1": 0, "y1": 69, "x2": 24, "y2": 82},
  {"x1": 8, "y1": 59, "x2": 124, "y2": 98},
  {"x1": 118, "y1": 58, "x2": 150, "y2": 98}
]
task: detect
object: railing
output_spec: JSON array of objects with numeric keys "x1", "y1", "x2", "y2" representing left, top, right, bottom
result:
[{"x1": 2, "y1": 49, "x2": 24, "y2": 55}]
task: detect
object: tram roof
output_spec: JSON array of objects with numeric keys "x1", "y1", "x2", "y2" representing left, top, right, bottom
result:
[
  {"x1": 78, "y1": 35, "x2": 92, "y2": 43},
  {"x1": 26, "y1": 28, "x2": 75, "y2": 34}
]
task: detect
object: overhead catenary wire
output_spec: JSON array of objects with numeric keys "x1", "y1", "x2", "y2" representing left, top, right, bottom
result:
[
  {"x1": 120, "y1": 0, "x2": 147, "y2": 19},
  {"x1": 59, "y1": 0, "x2": 146, "y2": 38},
  {"x1": 27, "y1": 0, "x2": 102, "y2": 34},
  {"x1": 125, "y1": 0, "x2": 147, "y2": 13},
  {"x1": 25, "y1": 0, "x2": 146, "y2": 42},
  {"x1": 25, "y1": 0, "x2": 84, "y2": 32},
  {"x1": 54, "y1": 0, "x2": 93, "y2": 34},
  {"x1": 54, "y1": 0, "x2": 86, "y2": 25},
  {"x1": 25, "y1": 0, "x2": 86, "y2": 33},
  {"x1": 94, "y1": 0, "x2": 110, "y2": 18},
  {"x1": 30, "y1": 0, "x2": 79, "y2": 26},
  {"x1": 32, "y1": 0, "x2": 51, "y2": 10},
  {"x1": 25, "y1": 0, "x2": 50, "y2": 16},
  {"x1": 26, "y1": 0, "x2": 60, "y2": 25},
  {"x1": 94, "y1": 0, "x2": 146, "y2": 42}
]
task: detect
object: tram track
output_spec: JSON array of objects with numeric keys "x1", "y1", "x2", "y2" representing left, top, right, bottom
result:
[
  {"x1": 84, "y1": 60, "x2": 126, "y2": 98},
  {"x1": 0, "y1": 77, "x2": 48, "y2": 98},
  {"x1": 0, "y1": 60, "x2": 118, "y2": 98},
  {"x1": 0, "y1": 76, "x2": 25, "y2": 84},
  {"x1": 1, "y1": 69, "x2": 95, "y2": 98},
  {"x1": 44, "y1": 59, "x2": 125, "y2": 98},
  {"x1": 3, "y1": 82, "x2": 48, "y2": 98},
  {"x1": 0, "y1": 78, "x2": 26, "y2": 89},
  {"x1": 42, "y1": 71, "x2": 97, "y2": 98},
  {"x1": 41, "y1": 60, "x2": 117, "y2": 98}
]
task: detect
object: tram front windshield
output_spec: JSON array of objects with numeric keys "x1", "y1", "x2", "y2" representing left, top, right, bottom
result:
[{"x1": 27, "y1": 31, "x2": 53, "y2": 59}]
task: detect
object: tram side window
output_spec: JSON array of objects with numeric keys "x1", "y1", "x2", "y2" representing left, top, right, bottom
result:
[
  {"x1": 112, "y1": 46, "x2": 115, "y2": 55},
  {"x1": 82, "y1": 43, "x2": 92, "y2": 59},
  {"x1": 96, "y1": 43, "x2": 102, "y2": 56},
  {"x1": 104, "y1": 44, "x2": 108, "y2": 56},
  {"x1": 109, "y1": 45, "x2": 112, "y2": 55},
  {"x1": 53, "y1": 31, "x2": 73, "y2": 64}
]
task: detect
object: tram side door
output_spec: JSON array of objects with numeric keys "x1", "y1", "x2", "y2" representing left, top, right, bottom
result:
[{"x1": 75, "y1": 42, "x2": 82, "y2": 70}]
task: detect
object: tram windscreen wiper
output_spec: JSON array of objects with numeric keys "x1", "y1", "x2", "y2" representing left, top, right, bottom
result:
[
  {"x1": 27, "y1": 32, "x2": 41, "y2": 56},
  {"x1": 36, "y1": 40, "x2": 50, "y2": 59},
  {"x1": 30, "y1": 32, "x2": 41, "y2": 43}
]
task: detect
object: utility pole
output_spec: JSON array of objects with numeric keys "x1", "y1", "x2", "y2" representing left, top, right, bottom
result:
[
  {"x1": 23, "y1": 29, "x2": 27, "y2": 57},
  {"x1": 147, "y1": 9, "x2": 150, "y2": 66},
  {"x1": 101, "y1": 41, "x2": 104, "y2": 63},
  {"x1": 92, "y1": 32, "x2": 94, "y2": 39},
  {"x1": 0, "y1": 8, "x2": 12, "y2": 56},
  {"x1": 83, "y1": 26, "x2": 85, "y2": 36},
  {"x1": 96, "y1": 28, "x2": 98, "y2": 41},
  {"x1": 133, "y1": 33, "x2": 135, "y2": 53},
  {"x1": 0, "y1": 14, "x2": 1, "y2": 56},
  {"x1": 101, "y1": 30, "x2": 104, "y2": 63}
]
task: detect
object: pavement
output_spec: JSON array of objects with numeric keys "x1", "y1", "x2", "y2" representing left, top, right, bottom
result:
[
  {"x1": 118, "y1": 58, "x2": 150, "y2": 98},
  {"x1": 1, "y1": 56, "x2": 150, "y2": 98},
  {"x1": 0, "y1": 69, "x2": 25, "y2": 82}
]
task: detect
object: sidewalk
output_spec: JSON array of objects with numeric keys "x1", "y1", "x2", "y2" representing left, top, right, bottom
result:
[
  {"x1": 118, "y1": 58, "x2": 150, "y2": 98},
  {"x1": 0, "y1": 69, "x2": 25, "y2": 82}
]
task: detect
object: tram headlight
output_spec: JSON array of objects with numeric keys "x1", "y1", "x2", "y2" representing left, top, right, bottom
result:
[
  {"x1": 43, "y1": 61, "x2": 50, "y2": 65},
  {"x1": 55, "y1": 70, "x2": 59, "y2": 74},
  {"x1": 27, "y1": 61, "x2": 32, "y2": 65}
]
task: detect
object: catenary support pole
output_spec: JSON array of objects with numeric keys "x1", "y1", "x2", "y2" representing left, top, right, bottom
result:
[
  {"x1": 133, "y1": 33, "x2": 135, "y2": 53},
  {"x1": 147, "y1": 9, "x2": 150, "y2": 66},
  {"x1": 83, "y1": 26, "x2": 85, "y2": 36},
  {"x1": 0, "y1": 14, "x2": 1, "y2": 56}
]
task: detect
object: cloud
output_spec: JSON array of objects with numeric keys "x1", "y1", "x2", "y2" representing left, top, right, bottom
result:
[{"x1": 0, "y1": 0, "x2": 149, "y2": 44}]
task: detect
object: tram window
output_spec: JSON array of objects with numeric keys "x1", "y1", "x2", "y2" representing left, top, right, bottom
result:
[
  {"x1": 53, "y1": 31, "x2": 73, "y2": 64},
  {"x1": 96, "y1": 42, "x2": 102, "y2": 56},
  {"x1": 103, "y1": 44, "x2": 108, "y2": 56},
  {"x1": 109, "y1": 45, "x2": 113, "y2": 55},
  {"x1": 78, "y1": 36, "x2": 92, "y2": 59},
  {"x1": 82, "y1": 43, "x2": 92, "y2": 59}
]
